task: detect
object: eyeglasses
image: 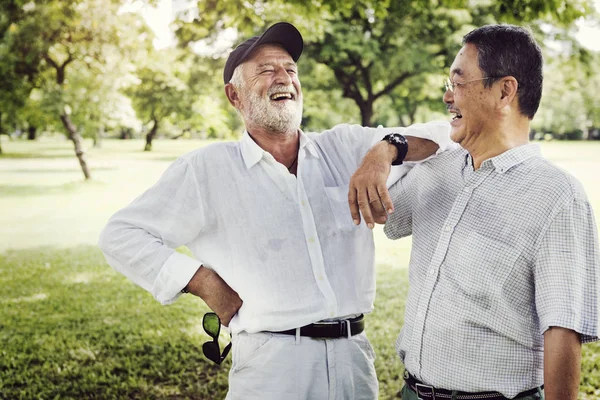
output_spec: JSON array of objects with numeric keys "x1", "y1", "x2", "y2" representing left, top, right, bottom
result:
[
  {"x1": 202, "y1": 312, "x2": 232, "y2": 365},
  {"x1": 444, "y1": 77, "x2": 496, "y2": 93}
]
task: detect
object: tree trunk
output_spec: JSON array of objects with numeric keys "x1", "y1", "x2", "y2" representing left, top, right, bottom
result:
[
  {"x1": 0, "y1": 112, "x2": 3, "y2": 155},
  {"x1": 93, "y1": 127, "x2": 103, "y2": 148},
  {"x1": 60, "y1": 113, "x2": 91, "y2": 180},
  {"x1": 144, "y1": 119, "x2": 158, "y2": 151},
  {"x1": 27, "y1": 126, "x2": 37, "y2": 140},
  {"x1": 359, "y1": 102, "x2": 373, "y2": 127}
]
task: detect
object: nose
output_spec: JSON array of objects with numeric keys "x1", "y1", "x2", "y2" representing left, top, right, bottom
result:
[
  {"x1": 443, "y1": 87, "x2": 453, "y2": 106},
  {"x1": 274, "y1": 66, "x2": 293, "y2": 85}
]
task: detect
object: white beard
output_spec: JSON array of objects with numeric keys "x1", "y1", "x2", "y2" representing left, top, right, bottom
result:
[{"x1": 243, "y1": 85, "x2": 303, "y2": 133}]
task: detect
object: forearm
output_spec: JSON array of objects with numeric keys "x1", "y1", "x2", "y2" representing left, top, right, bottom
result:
[
  {"x1": 99, "y1": 220, "x2": 197, "y2": 299},
  {"x1": 184, "y1": 265, "x2": 242, "y2": 326},
  {"x1": 374, "y1": 136, "x2": 439, "y2": 164},
  {"x1": 404, "y1": 136, "x2": 439, "y2": 162},
  {"x1": 544, "y1": 327, "x2": 582, "y2": 400}
]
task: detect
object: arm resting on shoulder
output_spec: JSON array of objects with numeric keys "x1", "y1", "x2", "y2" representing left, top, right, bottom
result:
[
  {"x1": 543, "y1": 326, "x2": 581, "y2": 400},
  {"x1": 348, "y1": 123, "x2": 450, "y2": 228}
]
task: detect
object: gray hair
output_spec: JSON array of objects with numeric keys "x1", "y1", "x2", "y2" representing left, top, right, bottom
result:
[{"x1": 229, "y1": 63, "x2": 245, "y2": 89}]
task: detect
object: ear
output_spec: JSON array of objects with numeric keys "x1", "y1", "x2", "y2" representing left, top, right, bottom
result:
[
  {"x1": 498, "y1": 76, "x2": 518, "y2": 109},
  {"x1": 224, "y1": 83, "x2": 241, "y2": 109}
]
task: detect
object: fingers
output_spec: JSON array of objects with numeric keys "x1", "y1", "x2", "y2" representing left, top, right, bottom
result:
[
  {"x1": 356, "y1": 183, "x2": 374, "y2": 229},
  {"x1": 377, "y1": 183, "x2": 394, "y2": 215},
  {"x1": 367, "y1": 186, "x2": 387, "y2": 225},
  {"x1": 349, "y1": 179, "x2": 393, "y2": 229},
  {"x1": 348, "y1": 185, "x2": 361, "y2": 226}
]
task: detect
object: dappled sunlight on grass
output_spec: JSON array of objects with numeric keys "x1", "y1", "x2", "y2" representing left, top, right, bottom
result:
[
  {"x1": 0, "y1": 245, "x2": 229, "y2": 399},
  {"x1": 2, "y1": 292, "x2": 48, "y2": 303}
]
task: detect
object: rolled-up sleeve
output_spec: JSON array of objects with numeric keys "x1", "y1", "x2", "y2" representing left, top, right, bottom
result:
[
  {"x1": 534, "y1": 198, "x2": 600, "y2": 343},
  {"x1": 98, "y1": 157, "x2": 207, "y2": 305},
  {"x1": 373, "y1": 122, "x2": 456, "y2": 187}
]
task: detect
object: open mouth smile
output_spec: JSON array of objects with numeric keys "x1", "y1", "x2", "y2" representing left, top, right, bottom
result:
[
  {"x1": 450, "y1": 110, "x2": 462, "y2": 120},
  {"x1": 269, "y1": 92, "x2": 295, "y2": 101}
]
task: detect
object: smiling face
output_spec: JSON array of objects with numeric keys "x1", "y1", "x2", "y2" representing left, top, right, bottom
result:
[
  {"x1": 443, "y1": 43, "x2": 497, "y2": 147},
  {"x1": 229, "y1": 44, "x2": 303, "y2": 134}
]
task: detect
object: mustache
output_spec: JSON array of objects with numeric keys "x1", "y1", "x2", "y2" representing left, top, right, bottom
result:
[
  {"x1": 446, "y1": 104, "x2": 460, "y2": 113},
  {"x1": 267, "y1": 85, "x2": 297, "y2": 96}
]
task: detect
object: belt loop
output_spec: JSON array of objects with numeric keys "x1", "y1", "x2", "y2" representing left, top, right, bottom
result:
[
  {"x1": 345, "y1": 320, "x2": 351, "y2": 339},
  {"x1": 295, "y1": 327, "x2": 301, "y2": 344}
]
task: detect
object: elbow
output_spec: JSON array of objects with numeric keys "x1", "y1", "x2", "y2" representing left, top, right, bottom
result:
[{"x1": 98, "y1": 220, "x2": 118, "y2": 256}]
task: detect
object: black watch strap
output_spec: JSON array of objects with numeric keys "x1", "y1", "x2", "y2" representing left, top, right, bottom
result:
[{"x1": 382, "y1": 133, "x2": 409, "y2": 166}]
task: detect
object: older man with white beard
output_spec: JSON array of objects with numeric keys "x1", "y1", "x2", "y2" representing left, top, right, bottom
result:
[{"x1": 98, "y1": 22, "x2": 454, "y2": 399}]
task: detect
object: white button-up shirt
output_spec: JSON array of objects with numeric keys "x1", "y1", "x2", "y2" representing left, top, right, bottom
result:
[{"x1": 99, "y1": 122, "x2": 453, "y2": 334}]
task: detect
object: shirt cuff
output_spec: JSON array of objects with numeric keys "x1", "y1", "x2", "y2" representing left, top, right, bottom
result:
[{"x1": 152, "y1": 251, "x2": 203, "y2": 305}]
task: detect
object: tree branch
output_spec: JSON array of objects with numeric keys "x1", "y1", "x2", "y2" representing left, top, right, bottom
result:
[{"x1": 373, "y1": 71, "x2": 413, "y2": 100}]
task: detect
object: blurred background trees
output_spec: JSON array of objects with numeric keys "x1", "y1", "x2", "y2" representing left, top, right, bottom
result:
[{"x1": 1, "y1": 0, "x2": 599, "y2": 177}]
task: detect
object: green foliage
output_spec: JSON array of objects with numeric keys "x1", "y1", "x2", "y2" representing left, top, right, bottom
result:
[
  {"x1": 176, "y1": 0, "x2": 595, "y2": 127},
  {"x1": 533, "y1": 51, "x2": 600, "y2": 137},
  {"x1": 1, "y1": 0, "x2": 599, "y2": 143},
  {"x1": 0, "y1": 0, "x2": 151, "y2": 139}
]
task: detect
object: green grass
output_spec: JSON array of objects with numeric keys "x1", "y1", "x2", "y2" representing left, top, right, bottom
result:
[{"x1": 0, "y1": 138, "x2": 599, "y2": 399}]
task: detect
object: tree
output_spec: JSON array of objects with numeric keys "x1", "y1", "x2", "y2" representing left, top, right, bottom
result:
[
  {"x1": 533, "y1": 48, "x2": 600, "y2": 138},
  {"x1": 175, "y1": 0, "x2": 594, "y2": 126},
  {"x1": 2, "y1": 0, "x2": 150, "y2": 178},
  {"x1": 125, "y1": 50, "x2": 190, "y2": 151}
]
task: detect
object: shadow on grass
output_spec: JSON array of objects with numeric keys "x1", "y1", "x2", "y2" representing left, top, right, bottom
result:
[
  {"x1": 0, "y1": 245, "x2": 229, "y2": 400},
  {"x1": 145, "y1": 156, "x2": 180, "y2": 162},
  {"x1": 0, "y1": 152, "x2": 76, "y2": 159},
  {"x1": 0, "y1": 181, "x2": 105, "y2": 197},
  {"x1": 4, "y1": 167, "x2": 118, "y2": 174},
  {"x1": 0, "y1": 247, "x2": 598, "y2": 399}
]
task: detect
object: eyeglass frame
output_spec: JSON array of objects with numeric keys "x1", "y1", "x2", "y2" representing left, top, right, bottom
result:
[
  {"x1": 444, "y1": 76, "x2": 499, "y2": 93},
  {"x1": 202, "y1": 312, "x2": 232, "y2": 365}
]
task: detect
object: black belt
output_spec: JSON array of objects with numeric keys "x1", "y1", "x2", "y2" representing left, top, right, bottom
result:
[
  {"x1": 272, "y1": 314, "x2": 364, "y2": 338},
  {"x1": 404, "y1": 371, "x2": 543, "y2": 400}
]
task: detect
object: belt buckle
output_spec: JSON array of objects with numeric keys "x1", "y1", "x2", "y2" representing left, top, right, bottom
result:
[{"x1": 415, "y1": 383, "x2": 435, "y2": 400}]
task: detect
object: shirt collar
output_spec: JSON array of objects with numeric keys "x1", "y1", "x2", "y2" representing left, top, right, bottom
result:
[
  {"x1": 240, "y1": 129, "x2": 319, "y2": 169},
  {"x1": 464, "y1": 143, "x2": 541, "y2": 174}
]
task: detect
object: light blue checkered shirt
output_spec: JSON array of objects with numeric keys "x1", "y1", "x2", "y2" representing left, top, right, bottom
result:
[{"x1": 384, "y1": 144, "x2": 599, "y2": 398}]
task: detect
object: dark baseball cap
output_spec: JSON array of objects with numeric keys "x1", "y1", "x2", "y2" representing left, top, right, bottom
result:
[{"x1": 223, "y1": 22, "x2": 303, "y2": 84}]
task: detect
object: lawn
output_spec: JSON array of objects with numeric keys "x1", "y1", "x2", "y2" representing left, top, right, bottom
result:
[{"x1": 0, "y1": 138, "x2": 599, "y2": 399}]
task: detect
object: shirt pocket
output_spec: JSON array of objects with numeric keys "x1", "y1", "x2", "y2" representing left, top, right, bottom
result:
[
  {"x1": 450, "y1": 231, "x2": 520, "y2": 299},
  {"x1": 325, "y1": 185, "x2": 355, "y2": 231}
]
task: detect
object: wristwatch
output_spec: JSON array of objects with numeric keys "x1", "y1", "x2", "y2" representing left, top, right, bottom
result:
[{"x1": 381, "y1": 133, "x2": 408, "y2": 166}]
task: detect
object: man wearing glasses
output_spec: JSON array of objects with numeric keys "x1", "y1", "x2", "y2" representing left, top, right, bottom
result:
[
  {"x1": 99, "y1": 22, "x2": 454, "y2": 399},
  {"x1": 350, "y1": 24, "x2": 599, "y2": 400}
]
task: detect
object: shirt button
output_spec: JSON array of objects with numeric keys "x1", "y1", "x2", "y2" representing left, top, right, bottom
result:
[
  {"x1": 308, "y1": 237, "x2": 315, "y2": 243},
  {"x1": 463, "y1": 187, "x2": 471, "y2": 193},
  {"x1": 417, "y1": 312, "x2": 424, "y2": 319},
  {"x1": 444, "y1": 225, "x2": 452, "y2": 232},
  {"x1": 301, "y1": 201, "x2": 306, "y2": 206},
  {"x1": 429, "y1": 269, "x2": 435, "y2": 276},
  {"x1": 329, "y1": 312, "x2": 335, "y2": 317},
  {"x1": 317, "y1": 275, "x2": 324, "y2": 281}
]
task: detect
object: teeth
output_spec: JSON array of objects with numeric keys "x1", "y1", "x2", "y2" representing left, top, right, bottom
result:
[{"x1": 270, "y1": 93, "x2": 292, "y2": 100}]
